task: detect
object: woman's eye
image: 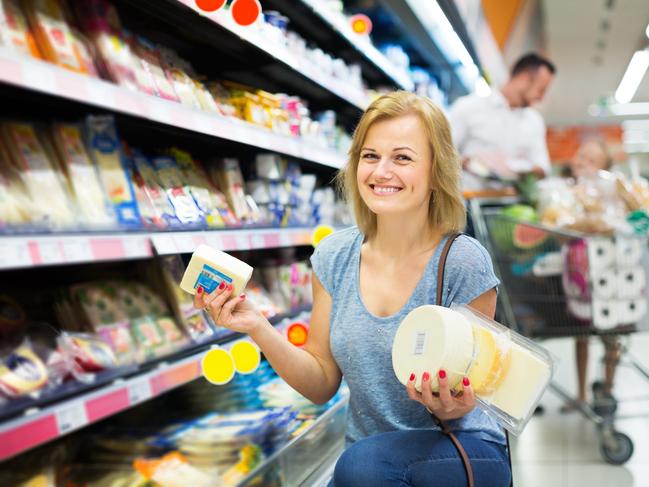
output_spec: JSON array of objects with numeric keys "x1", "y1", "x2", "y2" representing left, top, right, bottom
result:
[
  {"x1": 361, "y1": 153, "x2": 378, "y2": 160},
  {"x1": 395, "y1": 154, "x2": 412, "y2": 163}
]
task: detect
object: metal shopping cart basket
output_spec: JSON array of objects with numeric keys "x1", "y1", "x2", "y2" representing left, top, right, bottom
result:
[{"x1": 468, "y1": 197, "x2": 649, "y2": 465}]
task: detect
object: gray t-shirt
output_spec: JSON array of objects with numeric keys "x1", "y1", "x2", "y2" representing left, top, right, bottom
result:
[{"x1": 310, "y1": 226, "x2": 506, "y2": 445}]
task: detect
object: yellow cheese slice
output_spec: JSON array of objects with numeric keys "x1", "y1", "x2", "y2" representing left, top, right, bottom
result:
[{"x1": 466, "y1": 326, "x2": 511, "y2": 396}]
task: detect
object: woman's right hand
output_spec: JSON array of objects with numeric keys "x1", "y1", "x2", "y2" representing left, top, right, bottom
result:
[{"x1": 194, "y1": 282, "x2": 267, "y2": 335}]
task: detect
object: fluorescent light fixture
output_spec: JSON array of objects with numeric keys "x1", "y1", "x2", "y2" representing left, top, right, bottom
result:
[
  {"x1": 614, "y1": 49, "x2": 649, "y2": 104},
  {"x1": 475, "y1": 77, "x2": 491, "y2": 97},
  {"x1": 646, "y1": 21, "x2": 649, "y2": 39},
  {"x1": 405, "y1": 0, "x2": 481, "y2": 91},
  {"x1": 610, "y1": 102, "x2": 649, "y2": 116}
]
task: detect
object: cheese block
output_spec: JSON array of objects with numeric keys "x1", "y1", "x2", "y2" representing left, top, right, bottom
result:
[
  {"x1": 392, "y1": 305, "x2": 474, "y2": 392},
  {"x1": 489, "y1": 341, "x2": 552, "y2": 420},
  {"x1": 465, "y1": 326, "x2": 511, "y2": 396},
  {"x1": 0, "y1": 345, "x2": 48, "y2": 396},
  {"x1": 180, "y1": 244, "x2": 253, "y2": 297}
]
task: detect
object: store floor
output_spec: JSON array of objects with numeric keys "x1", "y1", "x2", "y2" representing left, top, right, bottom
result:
[{"x1": 512, "y1": 332, "x2": 649, "y2": 487}]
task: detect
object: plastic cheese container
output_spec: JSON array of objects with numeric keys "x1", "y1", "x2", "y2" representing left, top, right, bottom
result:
[
  {"x1": 392, "y1": 304, "x2": 554, "y2": 435},
  {"x1": 180, "y1": 244, "x2": 253, "y2": 297}
]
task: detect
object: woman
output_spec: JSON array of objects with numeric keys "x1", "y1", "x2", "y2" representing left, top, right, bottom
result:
[{"x1": 195, "y1": 91, "x2": 511, "y2": 486}]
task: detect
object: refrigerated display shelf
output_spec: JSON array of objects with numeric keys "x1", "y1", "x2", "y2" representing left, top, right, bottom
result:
[
  {"x1": 0, "y1": 227, "x2": 315, "y2": 270},
  {"x1": 0, "y1": 308, "x2": 306, "y2": 461},
  {"x1": 0, "y1": 48, "x2": 345, "y2": 170},
  {"x1": 173, "y1": 0, "x2": 370, "y2": 110}
]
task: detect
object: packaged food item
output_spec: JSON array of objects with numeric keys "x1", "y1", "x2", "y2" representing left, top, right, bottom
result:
[
  {"x1": 1, "y1": 121, "x2": 75, "y2": 228},
  {"x1": 0, "y1": 140, "x2": 33, "y2": 226},
  {"x1": 180, "y1": 244, "x2": 253, "y2": 297},
  {"x1": 0, "y1": 341, "x2": 48, "y2": 398},
  {"x1": 83, "y1": 115, "x2": 140, "y2": 227},
  {"x1": 132, "y1": 36, "x2": 180, "y2": 101},
  {"x1": 213, "y1": 158, "x2": 254, "y2": 222},
  {"x1": 75, "y1": 0, "x2": 139, "y2": 91},
  {"x1": 49, "y1": 122, "x2": 114, "y2": 228},
  {"x1": 152, "y1": 155, "x2": 204, "y2": 225},
  {"x1": 159, "y1": 47, "x2": 203, "y2": 110},
  {"x1": 58, "y1": 332, "x2": 117, "y2": 383},
  {"x1": 0, "y1": 0, "x2": 42, "y2": 58},
  {"x1": 22, "y1": 0, "x2": 93, "y2": 73},
  {"x1": 168, "y1": 148, "x2": 229, "y2": 228},
  {"x1": 133, "y1": 452, "x2": 216, "y2": 487},
  {"x1": 391, "y1": 305, "x2": 554, "y2": 435}
]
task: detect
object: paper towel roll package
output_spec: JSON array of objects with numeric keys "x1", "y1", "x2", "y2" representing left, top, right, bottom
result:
[
  {"x1": 618, "y1": 298, "x2": 647, "y2": 324},
  {"x1": 591, "y1": 269, "x2": 617, "y2": 299},
  {"x1": 592, "y1": 299, "x2": 618, "y2": 330},
  {"x1": 616, "y1": 267, "x2": 646, "y2": 299},
  {"x1": 616, "y1": 237, "x2": 642, "y2": 266},
  {"x1": 392, "y1": 305, "x2": 554, "y2": 435},
  {"x1": 587, "y1": 239, "x2": 615, "y2": 272},
  {"x1": 180, "y1": 245, "x2": 253, "y2": 297}
]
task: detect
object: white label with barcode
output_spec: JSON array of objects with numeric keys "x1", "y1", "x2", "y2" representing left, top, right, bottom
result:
[
  {"x1": 128, "y1": 378, "x2": 153, "y2": 405},
  {"x1": 412, "y1": 331, "x2": 427, "y2": 356},
  {"x1": 56, "y1": 401, "x2": 88, "y2": 434}
]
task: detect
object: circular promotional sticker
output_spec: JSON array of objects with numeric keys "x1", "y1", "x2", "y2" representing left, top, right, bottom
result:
[
  {"x1": 201, "y1": 348, "x2": 235, "y2": 385},
  {"x1": 311, "y1": 224, "x2": 334, "y2": 248},
  {"x1": 287, "y1": 322, "x2": 308, "y2": 347},
  {"x1": 230, "y1": 341, "x2": 261, "y2": 375}
]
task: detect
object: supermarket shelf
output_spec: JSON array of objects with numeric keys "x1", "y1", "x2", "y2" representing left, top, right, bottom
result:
[
  {"x1": 262, "y1": 0, "x2": 413, "y2": 91},
  {"x1": 173, "y1": 0, "x2": 369, "y2": 110},
  {"x1": 0, "y1": 48, "x2": 344, "y2": 170},
  {"x1": 0, "y1": 312, "x2": 304, "y2": 462},
  {"x1": 0, "y1": 227, "x2": 315, "y2": 270}
]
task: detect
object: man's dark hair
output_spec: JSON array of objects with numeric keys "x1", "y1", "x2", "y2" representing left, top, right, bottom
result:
[{"x1": 511, "y1": 53, "x2": 556, "y2": 77}]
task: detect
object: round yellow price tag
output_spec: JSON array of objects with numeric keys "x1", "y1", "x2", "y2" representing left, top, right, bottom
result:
[
  {"x1": 230, "y1": 341, "x2": 261, "y2": 374},
  {"x1": 311, "y1": 224, "x2": 334, "y2": 248},
  {"x1": 201, "y1": 348, "x2": 235, "y2": 385}
]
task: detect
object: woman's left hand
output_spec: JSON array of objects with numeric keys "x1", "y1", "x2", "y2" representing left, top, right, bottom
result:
[{"x1": 406, "y1": 369, "x2": 476, "y2": 421}]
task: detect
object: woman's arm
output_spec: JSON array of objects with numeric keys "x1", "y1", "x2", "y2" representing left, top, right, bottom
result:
[
  {"x1": 197, "y1": 273, "x2": 342, "y2": 405},
  {"x1": 468, "y1": 287, "x2": 497, "y2": 319}
]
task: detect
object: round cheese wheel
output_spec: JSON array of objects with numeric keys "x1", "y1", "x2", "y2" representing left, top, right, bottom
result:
[{"x1": 392, "y1": 305, "x2": 474, "y2": 392}]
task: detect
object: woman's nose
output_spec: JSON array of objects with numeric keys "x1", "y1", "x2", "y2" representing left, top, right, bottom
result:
[{"x1": 373, "y1": 157, "x2": 393, "y2": 178}]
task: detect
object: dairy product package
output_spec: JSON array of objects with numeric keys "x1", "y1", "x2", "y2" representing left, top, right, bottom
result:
[
  {"x1": 152, "y1": 155, "x2": 204, "y2": 226},
  {"x1": 0, "y1": 0, "x2": 42, "y2": 58},
  {"x1": 0, "y1": 138, "x2": 33, "y2": 226},
  {"x1": 132, "y1": 36, "x2": 180, "y2": 101},
  {"x1": 83, "y1": 115, "x2": 140, "y2": 227},
  {"x1": 1, "y1": 121, "x2": 75, "y2": 228},
  {"x1": 22, "y1": 0, "x2": 95, "y2": 74},
  {"x1": 392, "y1": 304, "x2": 554, "y2": 435},
  {"x1": 180, "y1": 244, "x2": 253, "y2": 297},
  {"x1": 50, "y1": 123, "x2": 115, "y2": 228}
]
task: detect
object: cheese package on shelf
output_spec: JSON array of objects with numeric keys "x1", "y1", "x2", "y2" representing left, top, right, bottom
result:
[
  {"x1": 152, "y1": 155, "x2": 204, "y2": 226},
  {"x1": 49, "y1": 123, "x2": 115, "y2": 228},
  {"x1": 74, "y1": 0, "x2": 139, "y2": 91},
  {"x1": 159, "y1": 47, "x2": 203, "y2": 110},
  {"x1": 22, "y1": 0, "x2": 95, "y2": 74},
  {"x1": 168, "y1": 148, "x2": 230, "y2": 228},
  {"x1": 0, "y1": 340, "x2": 49, "y2": 398},
  {"x1": 83, "y1": 115, "x2": 140, "y2": 227},
  {"x1": 132, "y1": 36, "x2": 180, "y2": 102},
  {"x1": 0, "y1": 0, "x2": 42, "y2": 58},
  {"x1": 180, "y1": 244, "x2": 253, "y2": 298},
  {"x1": 1, "y1": 121, "x2": 76, "y2": 228},
  {"x1": 0, "y1": 139, "x2": 33, "y2": 226},
  {"x1": 392, "y1": 304, "x2": 554, "y2": 435},
  {"x1": 212, "y1": 158, "x2": 259, "y2": 223}
]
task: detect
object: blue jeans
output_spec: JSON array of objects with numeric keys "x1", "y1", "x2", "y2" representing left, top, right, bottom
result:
[{"x1": 329, "y1": 430, "x2": 511, "y2": 487}]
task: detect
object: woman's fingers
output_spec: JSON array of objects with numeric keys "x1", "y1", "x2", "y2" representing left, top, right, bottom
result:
[
  {"x1": 420, "y1": 371, "x2": 440, "y2": 411},
  {"x1": 460, "y1": 376, "x2": 475, "y2": 407},
  {"x1": 217, "y1": 293, "x2": 246, "y2": 326},
  {"x1": 437, "y1": 369, "x2": 455, "y2": 413},
  {"x1": 193, "y1": 286, "x2": 205, "y2": 309},
  {"x1": 405, "y1": 372, "x2": 421, "y2": 402}
]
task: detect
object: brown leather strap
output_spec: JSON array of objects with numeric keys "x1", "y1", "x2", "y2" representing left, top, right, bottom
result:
[{"x1": 433, "y1": 232, "x2": 475, "y2": 487}]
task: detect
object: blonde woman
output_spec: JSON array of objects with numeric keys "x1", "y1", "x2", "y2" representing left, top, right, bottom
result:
[{"x1": 196, "y1": 91, "x2": 511, "y2": 486}]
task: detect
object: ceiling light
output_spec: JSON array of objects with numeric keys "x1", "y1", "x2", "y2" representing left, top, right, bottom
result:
[
  {"x1": 646, "y1": 21, "x2": 649, "y2": 39},
  {"x1": 615, "y1": 49, "x2": 649, "y2": 104}
]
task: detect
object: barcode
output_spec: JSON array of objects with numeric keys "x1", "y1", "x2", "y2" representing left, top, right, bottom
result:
[{"x1": 413, "y1": 331, "x2": 427, "y2": 356}]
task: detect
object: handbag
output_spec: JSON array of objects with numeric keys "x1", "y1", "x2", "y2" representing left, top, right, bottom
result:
[{"x1": 432, "y1": 232, "x2": 475, "y2": 487}]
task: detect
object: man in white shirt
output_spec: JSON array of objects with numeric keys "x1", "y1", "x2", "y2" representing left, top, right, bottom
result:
[{"x1": 448, "y1": 53, "x2": 556, "y2": 190}]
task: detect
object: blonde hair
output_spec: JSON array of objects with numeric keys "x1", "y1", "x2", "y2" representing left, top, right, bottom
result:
[{"x1": 336, "y1": 90, "x2": 466, "y2": 239}]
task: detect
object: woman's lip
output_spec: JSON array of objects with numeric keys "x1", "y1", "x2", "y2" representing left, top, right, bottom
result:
[{"x1": 369, "y1": 184, "x2": 403, "y2": 195}]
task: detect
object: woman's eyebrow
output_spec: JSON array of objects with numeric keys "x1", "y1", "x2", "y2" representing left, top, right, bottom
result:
[
  {"x1": 360, "y1": 147, "x2": 376, "y2": 152},
  {"x1": 393, "y1": 146, "x2": 417, "y2": 154}
]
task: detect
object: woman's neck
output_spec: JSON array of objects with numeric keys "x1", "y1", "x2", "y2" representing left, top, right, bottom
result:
[{"x1": 369, "y1": 216, "x2": 441, "y2": 259}]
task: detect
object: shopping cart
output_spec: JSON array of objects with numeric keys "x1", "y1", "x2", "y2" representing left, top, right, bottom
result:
[{"x1": 468, "y1": 197, "x2": 649, "y2": 465}]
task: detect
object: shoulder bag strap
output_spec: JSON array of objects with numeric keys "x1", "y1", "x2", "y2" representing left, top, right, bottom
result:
[{"x1": 433, "y1": 232, "x2": 475, "y2": 487}]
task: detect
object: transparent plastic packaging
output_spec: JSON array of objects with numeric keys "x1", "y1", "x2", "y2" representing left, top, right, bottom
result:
[{"x1": 392, "y1": 304, "x2": 555, "y2": 435}]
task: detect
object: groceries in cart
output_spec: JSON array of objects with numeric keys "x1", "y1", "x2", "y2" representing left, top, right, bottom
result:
[{"x1": 392, "y1": 304, "x2": 554, "y2": 435}]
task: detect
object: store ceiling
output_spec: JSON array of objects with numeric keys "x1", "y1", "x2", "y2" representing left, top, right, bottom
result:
[{"x1": 541, "y1": 0, "x2": 649, "y2": 126}]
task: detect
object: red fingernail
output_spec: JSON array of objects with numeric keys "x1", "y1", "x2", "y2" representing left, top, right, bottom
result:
[
  {"x1": 197, "y1": 286, "x2": 204, "y2": 295},
  {"x1": 438, "y1": 369, "x2": 447, "y2": 379},
  {"x1": 227, "y1": 284, "x2": 233, "y2": 291},
  {"x1": 409, "y1": 373, "x2": 415, "y2": 382},
  {"x1": 219, "y1": 281, "x2": 226, "y2": 290},
  {"x1": 463, "y1": 377, "x2": 470, "y2": 387},
  {"x1": 240, "y1": 293, "x2": 246, "y2": 301},
  {"x1": 422, "y1": 372, "x2": 430, "y2": 382}
]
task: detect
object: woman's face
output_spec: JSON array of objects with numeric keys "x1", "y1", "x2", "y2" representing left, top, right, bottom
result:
[
  {"x1": 570, "y1": 141, "x2": 608, "y2": 178},
  {"x1": 356, "y1": 113, "x2": 433, "y2": 218}
]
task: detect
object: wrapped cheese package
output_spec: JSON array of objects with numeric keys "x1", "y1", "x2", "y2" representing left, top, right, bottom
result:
[
  {"x1": 83, "y1": 115, "x2": 140, "y2": 227},
  {"x1": 392, "y1": 304, "x2": 554, "y2": 435},
  {"x1": 1, "y1": 121, "x2": 75, "y2": 228},
  {"x1": 180, "y1": 244, "x2": 253, "y2": 297},
  {"x1": 0, "y1": 0, "x2": 42, "y2": 58},
  {"x1": 0, "y1": 138, "x2": 33, "y2": 226},
  {"x1": 49, "y1": 122, "x2": 115, "y2": 228}
]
